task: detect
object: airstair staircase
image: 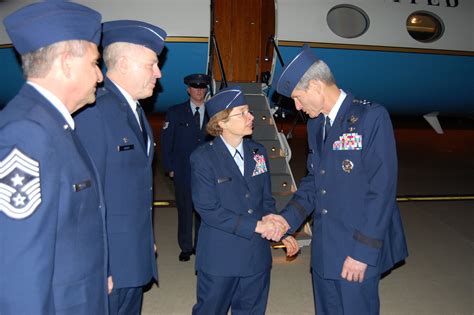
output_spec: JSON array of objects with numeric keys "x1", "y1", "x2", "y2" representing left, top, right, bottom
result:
[{"x1": 224, "y1": 82, "x2": 312, "y2": 248}]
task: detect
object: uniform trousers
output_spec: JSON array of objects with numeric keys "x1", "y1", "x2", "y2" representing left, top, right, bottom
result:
[
  {"x1": 312, "y1": 270, "x2": 380, "y2": 315},
  {"x1": 174, "y1": 181, "x2": 200, "y2": 253},
  {"x1": 109, "y1": 286, "x2": 143, "y2": 315},
  {"x1": 192, "y1": 269, "x2": 270, "y2": 315}
]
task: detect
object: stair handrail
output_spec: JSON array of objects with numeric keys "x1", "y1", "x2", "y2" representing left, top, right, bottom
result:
[
  {"x1": 265, "y1": 35, "x2": 284, "y2": 68},
  {"x1": 207, "y1": 32, "x2": 228, "y2": 91}
]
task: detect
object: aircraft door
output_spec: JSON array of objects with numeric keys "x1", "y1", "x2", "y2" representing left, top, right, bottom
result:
[{"x1": 212, "y1": 0, "x2": 275, "y2": 83}]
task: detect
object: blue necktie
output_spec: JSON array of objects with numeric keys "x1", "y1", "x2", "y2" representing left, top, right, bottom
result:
[
  {"x1": 233, "y1": 150, "x2": 244, "y2": 175},
  {"x1": 136, "y1": 103, "x2": 148, "y2": 146},
  {"x1": 324, "y1": 116, "x2": 331, "y2": 143},
  {"x1": 194, "y1": 107, "x2": 201, "y2": 129},
  {"x1": 233, "y1": 150, "x2": 243, "y2": 160}
]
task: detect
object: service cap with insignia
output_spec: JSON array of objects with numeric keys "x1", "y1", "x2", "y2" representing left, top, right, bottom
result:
[{"x1": 184, "y1": 73, "x2": 211, "y2": 89}]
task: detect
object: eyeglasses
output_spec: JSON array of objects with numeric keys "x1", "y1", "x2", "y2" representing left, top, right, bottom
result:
[{"x1": 228, "y1": 110, "x2": 253, "y2": 119}]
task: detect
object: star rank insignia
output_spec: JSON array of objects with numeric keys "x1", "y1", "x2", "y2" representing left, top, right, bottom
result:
[{"x1": 0, "y1": 148, "x2": 42, "y2": 219}]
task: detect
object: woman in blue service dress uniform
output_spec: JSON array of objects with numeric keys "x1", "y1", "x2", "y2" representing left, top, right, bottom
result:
[{"x1": 190, "y1": 86, "x2": 298, "y2": 315}]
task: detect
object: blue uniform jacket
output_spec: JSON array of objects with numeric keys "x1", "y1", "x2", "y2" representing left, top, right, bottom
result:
[
  {"x1": 74, "y1": 77, "x2": 157, "y2": 289},
  {"x1": 190, "y1": 137, "x2": 275, "y2": 277},
  {"x1": 0, "y1": 84, "x2": 108, "y2": 314},
  {"x1": 160, "y1": 101, "x2": 210, "y2": 185},
  {"x1": 281, "y1": 93, "x2": 408, "y2": 280}
]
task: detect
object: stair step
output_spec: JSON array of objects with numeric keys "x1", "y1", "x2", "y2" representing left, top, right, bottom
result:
[
  {"x1": 247, "y1": 95, "x2": 268, "y2": 111},
  {"x1": 218, "y1": 82, "x2": 263, "y2": 94},
  {"x1": 252, "y1": 124, "x2": 278, "y2": 141},
  {"x1": 259, "y1": 140, "x2": 284, "y2": 158},
  {"x1": 270, "y1": 173, "x2": 295, "y2": 194},
  {"x1": 252, "y1": 110, "x2": 274, "y2": 126},
  {"x1": 268, "y1": 156, "x2": 288, "y2": 173}
]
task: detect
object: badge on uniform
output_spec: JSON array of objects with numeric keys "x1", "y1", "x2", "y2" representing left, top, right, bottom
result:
[
  {"x1": 348, "y1": 115, "x2": 358, "y2": 132},
  {"x1": 118, "y1": 144, "x2": 134, "y2": 152},
  {"x1": 0, "y1": 148, "x2": 42, "y2": 219},
  {"x1": 252, "y1": 154, "x2": 267, "y2": 176},
  {"x1": 333, "y1": 133, "x2": 362, "y2": 150},
  {"x1": 349, "y1": 115, "x2": 359, "y2": 124},
  {"x1": 342, "y1": 159, "x2": 354, "y2": 173}
]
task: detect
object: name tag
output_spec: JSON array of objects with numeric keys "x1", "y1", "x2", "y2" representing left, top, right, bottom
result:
[
  {"x1": 73, "y1": 180, "x2": 91, "y2": 192},
  {"x1": 217, "y1": 177, "x2": 232, "y2": 184},
  {"x1": 117, "y1": 144, "x2": 134, "y2": 152}
]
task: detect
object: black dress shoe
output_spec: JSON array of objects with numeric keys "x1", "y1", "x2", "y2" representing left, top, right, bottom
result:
[{"x1": 179, "y1": 251, "x2": 192, "y2": 262}]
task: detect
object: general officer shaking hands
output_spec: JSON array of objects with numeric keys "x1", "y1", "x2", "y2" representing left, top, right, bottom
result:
[
  {"x1": 275, "y1": 45, "x2": 408, "y2": 315},
  {"x1": 74, "y1": 20, "x2": 167, "y2": 315},
  {"x1": 160, "y1": 73, "x2": 213, "y2": 262},
  {"x1": 0, "y1": 2, "x2": 108, "y2": 314}
]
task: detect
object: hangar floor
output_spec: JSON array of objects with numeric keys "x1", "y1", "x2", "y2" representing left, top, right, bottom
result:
[{"x1": 142, "y1": 115, "x2": 473, "y2": 315}]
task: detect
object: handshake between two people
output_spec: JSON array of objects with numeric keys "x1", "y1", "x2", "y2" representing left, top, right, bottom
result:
[{"x1": 255, "y1": 214, "x2": 299, "y2": 257}]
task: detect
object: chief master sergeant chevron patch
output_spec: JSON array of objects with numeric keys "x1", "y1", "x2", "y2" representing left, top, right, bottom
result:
[{"x1": 0, "y1": 148, "x2": 42, "y2": 219}]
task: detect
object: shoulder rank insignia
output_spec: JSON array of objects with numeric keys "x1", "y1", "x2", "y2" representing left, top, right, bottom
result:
[
  {"x1": 0, "y1": 148, "x2": 42, "y2": 219},
  {"x1": 353, "y1": 98, "x2": 372, "y2": 105}
]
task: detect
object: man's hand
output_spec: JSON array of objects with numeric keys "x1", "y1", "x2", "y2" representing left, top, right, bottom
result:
[
  {"x1": 263, "y1": 214, "x2": 290, "y2": 239},
  {"x1": 255, "y1": 220, "x2": 282, "y2": 241},
  {"x1": 255, "y1": 214, "x2": 290, "y2": 241},
  {"x1": 263, "y1": 214, "x2": 290, "y2": 232},
  {"x1": 108, "y1": 276, "x2": 114, "y2": 295},
  {"x1": 282, "y1": 236, "x2": 299, "y2": 256},
  {"x1": 168, "y1": 171, "x2": 174, "y2": 178},
  {"x1": 341, "y1": 256, "x2": 368, "y2": 283}
]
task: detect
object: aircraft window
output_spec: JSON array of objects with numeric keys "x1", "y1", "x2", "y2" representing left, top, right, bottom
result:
[
  {"x1": 326, "y1": 5, "x2": 369, "y2": 39},
  {"x1": 406, "y1": 11, "x2": 444, "y2": 43}
]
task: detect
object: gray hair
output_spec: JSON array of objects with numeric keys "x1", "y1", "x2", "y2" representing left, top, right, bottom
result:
[
  {"x1": 102, "y1": 42, "x2": 138, "y2": 70},
  {"x1": 21, "y1": 40, "x2": 87, "y2": 78},
  {"x1": 295, "y1": 59, "x2": 336, "y2": 91}
]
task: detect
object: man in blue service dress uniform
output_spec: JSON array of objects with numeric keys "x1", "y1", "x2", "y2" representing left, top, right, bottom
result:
[
  {"x1": 160, "y1": 73, "x2": 212, "y2": 261},
  {"x1": 190, "y1": 86, "x2": 298, "y2": 315},
  {"x1": 74, "y1": 20, "x2": 167, "y2": 314},
  {"x1": 0, "y1": 2, "x2": 108, "y2": 314},
  {"x1": 274, "y1": 46, "x2": 408, "y2": 314}
]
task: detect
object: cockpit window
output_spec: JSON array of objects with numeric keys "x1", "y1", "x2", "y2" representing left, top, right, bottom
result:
[
  {"x1": 327, "y1": 5, "x2": 370, "y2": 39},
  {"x1": 406, "y1": 11, "x2": 444, "y2": 43}
]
